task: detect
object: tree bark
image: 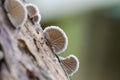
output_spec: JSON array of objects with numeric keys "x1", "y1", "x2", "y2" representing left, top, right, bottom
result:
[{"x1": 0, "y1": 1, "x2": 67, "y2": 80}]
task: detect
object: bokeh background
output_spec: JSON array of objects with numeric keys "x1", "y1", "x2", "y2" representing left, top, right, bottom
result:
[{"x1": 27, "y1": 0, "x2": 120, "y2": 80}]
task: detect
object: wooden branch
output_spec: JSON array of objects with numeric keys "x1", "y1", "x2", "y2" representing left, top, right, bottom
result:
[{"x1": 0, "y1": 2, "x2": 68, "y2": 80}]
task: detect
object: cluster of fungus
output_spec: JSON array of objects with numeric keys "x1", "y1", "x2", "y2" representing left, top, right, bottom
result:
[{"x1": 3, "y1": 0, "x2": 80, "y2": 79}]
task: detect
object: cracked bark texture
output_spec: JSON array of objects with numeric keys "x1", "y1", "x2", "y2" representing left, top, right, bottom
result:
[{"x1": 0, "y1": 1, "x2": 67, "y2": 80}]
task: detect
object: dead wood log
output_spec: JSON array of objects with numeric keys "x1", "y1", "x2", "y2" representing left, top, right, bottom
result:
[{"x1": 0, "y1": 1, "x2": 68, "y2": 80}]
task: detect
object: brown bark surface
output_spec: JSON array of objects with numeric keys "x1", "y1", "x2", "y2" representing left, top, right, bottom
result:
[{"x1": 0, "y1": 1, "x2": 67, "y2": 80}]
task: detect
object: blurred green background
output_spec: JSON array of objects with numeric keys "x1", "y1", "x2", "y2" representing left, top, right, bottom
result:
[{"x1": 27, "y1": 0, "x2": 120, "y2": 80}]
